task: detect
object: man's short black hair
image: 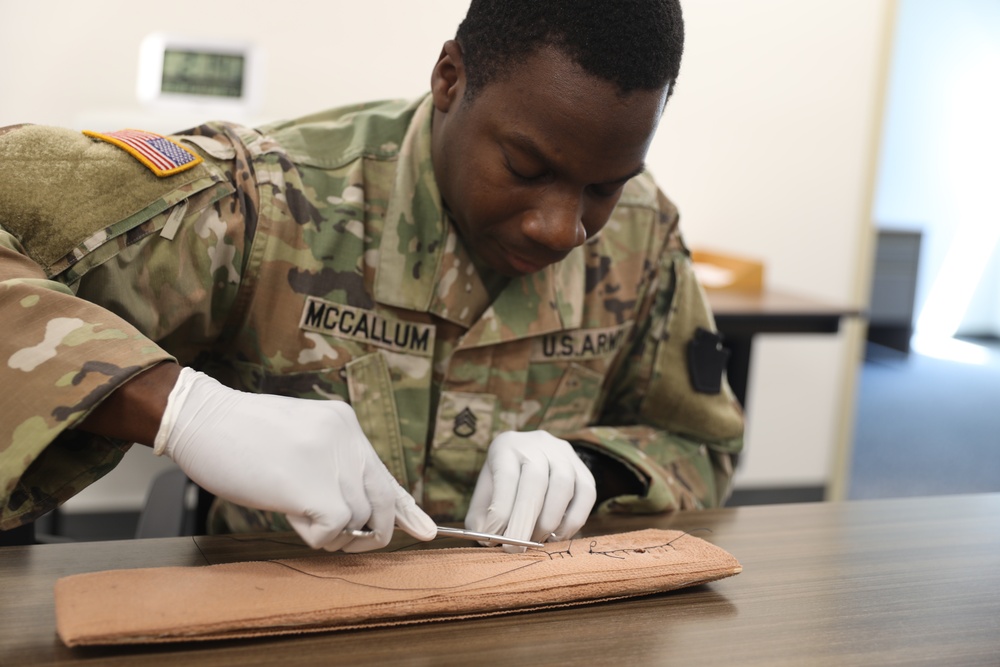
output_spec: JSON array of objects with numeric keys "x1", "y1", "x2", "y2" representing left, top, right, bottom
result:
[{"x1": 456, "y1": 0, "x2": 684, "y2": 98}]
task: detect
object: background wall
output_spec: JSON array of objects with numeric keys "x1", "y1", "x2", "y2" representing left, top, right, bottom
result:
[
  {"x1": 0, "y1": 0, "x2": 892, "y2": 512},
  {"x1": 651, "y1": 1, "x2": 892, "y2": 493},
  {"x1": 0, "y1": 0, "x2": 470, "y2": 129}
]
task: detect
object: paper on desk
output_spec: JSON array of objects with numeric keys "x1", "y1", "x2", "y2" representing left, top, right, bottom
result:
[{"x1": 692, "y1": 262, "x2": 736, "y2": 288}]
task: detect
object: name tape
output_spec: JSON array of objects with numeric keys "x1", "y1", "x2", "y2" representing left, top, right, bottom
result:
[{"x1": 300, "y1": 296, "x2": 435, "y2": 357}]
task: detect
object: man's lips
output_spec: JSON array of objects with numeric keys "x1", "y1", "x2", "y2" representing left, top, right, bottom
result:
[
  {"x1": 504, "y1": 251, "x2": 547, "y2": 275},
  {"x1": 487, "y1": 235, "x2": 574, "y2": 275},
  {"x1": 498, "y1": 244, "x2": 564, "y2": 275}
]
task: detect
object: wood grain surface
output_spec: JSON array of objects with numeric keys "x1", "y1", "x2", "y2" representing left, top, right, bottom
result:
[{"x1": 2, "y1": 494, "x2": 998, "y2": 666}]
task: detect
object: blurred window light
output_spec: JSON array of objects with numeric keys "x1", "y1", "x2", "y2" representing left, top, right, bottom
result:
[
  {"x1": 911, "y1": 333, "x2": 990, "y2": 366},
  {"x1": 914, "y1": 43, "x2": 1000, "y2": 345}
]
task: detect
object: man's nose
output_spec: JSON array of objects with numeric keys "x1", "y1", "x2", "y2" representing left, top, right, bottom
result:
[{"x1": 522, "y1": 192, "x2": 587, "y2": 253}]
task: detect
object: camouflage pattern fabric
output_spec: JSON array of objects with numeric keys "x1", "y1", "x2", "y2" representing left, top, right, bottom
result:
[{"x1": 0, "y1": 95, "x2": 743, "y2": 533}]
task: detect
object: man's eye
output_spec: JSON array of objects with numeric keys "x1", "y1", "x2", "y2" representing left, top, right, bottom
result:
[
  {"x1": 588, "y1": 183, "x2": 623, "y2": 198},
  {"x1": 505, "y1": 160, "x2": 544, "y2": 182}
]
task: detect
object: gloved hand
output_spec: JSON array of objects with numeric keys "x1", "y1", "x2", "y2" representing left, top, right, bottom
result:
[
  {"x1": 153, "y1": 367, "x2": 436, "y2": 552},
  {"x1": 465, "y1": 430, "x2": 597, "y2": 553}
]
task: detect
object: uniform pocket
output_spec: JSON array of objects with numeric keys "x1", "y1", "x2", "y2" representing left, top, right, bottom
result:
[
  {"x1": 346, "y1": 352, "x2": 408, "y2": 488},
  {"x1": 536, "y1": 363, "x2": 604, "y2": 435}
]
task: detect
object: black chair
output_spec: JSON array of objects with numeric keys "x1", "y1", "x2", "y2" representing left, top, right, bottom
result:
[
  {"x1": 0, "y1": 522, "x2": 35, "y2": 546},
  {"x1": 134, "y1": 468, "x2": 214, "y2": 538},
  {"x1": 0, "y1": 470, "x2": 213, "y2": 545}
]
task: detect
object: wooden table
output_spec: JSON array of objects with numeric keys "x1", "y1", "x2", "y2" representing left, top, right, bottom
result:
[
  {"x1": 2, "y1": 494, "x2": 998, "y2": 666},
  {"x1": 707, "y1": 288, "x2": 860, "y2": 407}
]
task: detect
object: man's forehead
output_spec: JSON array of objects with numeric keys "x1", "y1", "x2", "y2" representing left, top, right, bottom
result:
[
  {"x1": 480, "y1": 83, "x2": 661, "y2": 163},
  {"x1": 468, "y1": 49, "x2": 667, "y2": 124}
]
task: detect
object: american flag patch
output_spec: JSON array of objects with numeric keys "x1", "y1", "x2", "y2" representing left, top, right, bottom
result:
[{"x1": 82, "y1": 129, "x2": 203, "y2": 177}]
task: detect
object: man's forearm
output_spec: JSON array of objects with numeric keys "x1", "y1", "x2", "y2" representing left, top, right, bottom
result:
[{"x1": 76, "y1": 362, "x2": 181, "y2": 446}]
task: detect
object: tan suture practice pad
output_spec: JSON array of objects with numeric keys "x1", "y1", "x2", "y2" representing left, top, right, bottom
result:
[{"x1": 54, "y1": 529, "x2": 741, "y2": 646}]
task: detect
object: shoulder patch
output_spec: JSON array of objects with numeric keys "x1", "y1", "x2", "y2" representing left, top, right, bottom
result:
[
  {"x1": 0, "y1": 124, "x2": 219, "y2": 272},
  {"x1": 82, "y1": 129, "x2": 202, "y2": 177}
]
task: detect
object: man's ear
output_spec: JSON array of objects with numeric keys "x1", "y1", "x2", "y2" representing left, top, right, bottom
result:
[{"x1": 431, "y1": 40, "x2": 465, "y2": 113}]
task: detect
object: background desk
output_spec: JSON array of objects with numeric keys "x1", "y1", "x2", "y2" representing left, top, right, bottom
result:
[
  {"x1": 2, "y1": 494, "x2": 998, "y2": 666},
  {"x1": 707, "y1": 288, "x2": 860, "y2": 407}
]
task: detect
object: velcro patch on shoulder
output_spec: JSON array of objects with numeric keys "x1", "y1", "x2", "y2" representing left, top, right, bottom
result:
[
  {"x1": 0, "y1": 124, "x2": 217, "y2": 272},
  {"x1": 82, "y1": 129, "x2": 202, "y2": 177}
]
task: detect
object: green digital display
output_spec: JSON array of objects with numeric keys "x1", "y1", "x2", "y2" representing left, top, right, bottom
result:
[{"x1": 161, "y1": 49, "x2": 245, "y2": 98}]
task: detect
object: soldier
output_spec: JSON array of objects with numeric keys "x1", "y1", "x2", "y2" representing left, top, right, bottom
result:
[{"x1": 0, "y1": 0, "x2": 743, "y2": 553}]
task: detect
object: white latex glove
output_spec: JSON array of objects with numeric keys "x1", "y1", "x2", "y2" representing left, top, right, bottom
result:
[
  {"x1": 465, "y1": 430, "x2": 596, "y2": 553},
  {"x1": 153, "y1": 367, "x2": 436, "y2": 552}
]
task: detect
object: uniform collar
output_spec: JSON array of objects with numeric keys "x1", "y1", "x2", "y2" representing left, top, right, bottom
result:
[
  {"x1": 455, "y1": 247, "x2": 584, "y2": 349},
  {"x1": 374, "y1": 94, "x2": 584, "y2": 345}
]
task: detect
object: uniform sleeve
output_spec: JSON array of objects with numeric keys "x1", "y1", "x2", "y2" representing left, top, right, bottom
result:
[
  {"x1": 0, "y1": 123, "x2": 255, "y2": 529},
  {"x1": 561, "y1": 191, "x2": 745, "y2": 513}
]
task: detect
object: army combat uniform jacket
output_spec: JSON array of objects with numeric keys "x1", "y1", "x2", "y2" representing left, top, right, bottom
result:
[{"x1": 0, "y1": 95, "x2": 744, "y2": 532}]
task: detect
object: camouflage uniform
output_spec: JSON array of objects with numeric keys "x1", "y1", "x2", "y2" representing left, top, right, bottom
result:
[{"x1": 0, "y1": 95, "x2": 743, "y2": 533}]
